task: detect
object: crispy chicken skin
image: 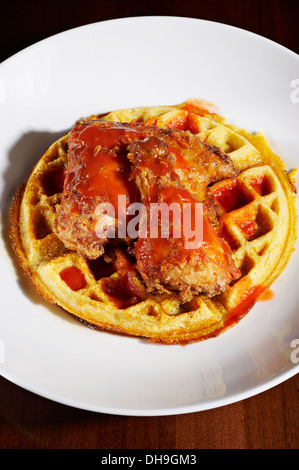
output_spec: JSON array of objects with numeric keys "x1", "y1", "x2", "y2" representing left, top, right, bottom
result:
[
  {"x1": 54, "y1": 120, "x2": 240, "y2": 300},
  {"x1": 55, "y1": 120, "x2": 237, "y2": 258},
  {"x1": 128, "y1": 136, "x2": 240, "y2": 301},
  {"x1": 54, "y1": 120, "x2": 142, "y2": 259},
  {"x1": 157, "y1": 130, "x2": 239, "y2": 202}
]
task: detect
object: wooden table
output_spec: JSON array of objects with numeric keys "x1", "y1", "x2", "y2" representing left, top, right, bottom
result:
[
  {"x1": 0, "y1": 373, "x2": 298, "y2": 449},
  {"x1": 1, "y1": 0, "x2": 298, "y2": 450}
]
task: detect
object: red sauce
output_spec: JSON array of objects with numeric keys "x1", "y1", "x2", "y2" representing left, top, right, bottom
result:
[
  {"x1": 233, "y1": 205, "x2": 259, "y2": 240},
  {"x1": 60, "y1": 266, "x2": 87, "y2": 291},
  {"x1": 164, "y1": 111, "x2": 189, "y2": 130},
  {"x1": 153, "y1": 110, "x2": 201, "y2": 135},
  {"x1": 167, "y1": 187, "x2": 218, "y2": 248},
  {"x1": 180, "y1": 99, "x2": 221, "y2": 117},
  {"x1": 161, "y1": 111, "x2": 200, "y2": 135},
  {"x1": 237, "y1": 218, "x2": 258, "y2": 240},
  {"x1": 61, "y1": 119, "x2": 242, "y2": 304},
  {"x1": 137, "y1": 185, "x2": 239, "y2": 278},
  {"x1": 227, "y1": 281, "x2": 265, "y2": 320},
  {"x1": 211, "y1": 179, "x2": 252, "y2": 213},
  {"x1": 185, "y1": 113, "x2": 201, "y2": 134},
  {"x1": 260, "y1": 288, "x2": 274, "y2": 301},
  {"x1": 101, "y1": 271, "x2": 145, "y2": 309},
  {"x1": 65, "y1": 121, "x2": 142, "y2": 212},
  {"x1": 131, "y1": 135, "x2": 234, "y2": 267},
  {"x1": 131, "y1": 135, "x2": 240, "y2": 281},
  {"x1": 250, "y1": 176, "x2": 273, "y2": 196}
]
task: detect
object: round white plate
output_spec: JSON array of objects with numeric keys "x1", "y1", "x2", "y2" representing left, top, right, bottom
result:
[{"x1": 0, "y1": 16, "x2": 298, "y2": 416}]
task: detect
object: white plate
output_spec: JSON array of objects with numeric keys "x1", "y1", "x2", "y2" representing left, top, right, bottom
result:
[{"x1": 0, "y1": 16, "x2": 298, "y2": 416}]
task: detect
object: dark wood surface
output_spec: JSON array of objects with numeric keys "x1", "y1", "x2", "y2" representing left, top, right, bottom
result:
[
  {"x1": 0, "y1": 0, "x2": 298, "y2": 450},
  {"x1": 0, "y1": 373, "x2": 298, "y2": 449}
]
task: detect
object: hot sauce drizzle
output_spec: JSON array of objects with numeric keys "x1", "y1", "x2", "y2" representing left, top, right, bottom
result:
[
  {"x1": 210, "y1": 179, "x2": 253, "y2": 213},
  {"x1": 250, "y1": 176, "x2": 273, "y2": 196},
  {"x1": 259, "y1": 288, "x2": 274, "y2": 301},
  {"x1": 59, "y1": 117, "x2": 272, "y2": 319},
  {"x1": 60, "y1": 266, "x2": 87, "y2": 291},
  {"x1": 227, "y1": 281, "x2": 274, "y2": 322},
  {"x1": 130, "y1": 136, "x2": 240, "y2": 280},
  {"x1": 65, "y1": 122, "x2": 142, "y2": 214},
  {"x1": 229, "y1": 286, "x2": 265, "y2": 319}
]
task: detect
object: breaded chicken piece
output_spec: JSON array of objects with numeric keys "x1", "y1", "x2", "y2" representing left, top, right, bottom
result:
[
  {"x1": 157, "y1": 130, "x2": 239, "y2": 202},
  {"x1": 54, "y1": 120, "x2": 239, "y2": 272},
  {"x1": 128, "y1": 136, "x2": 240, "y2": 301},
  {"x1": 54, "y1": 120, "x2": 142, "y2": 259}
]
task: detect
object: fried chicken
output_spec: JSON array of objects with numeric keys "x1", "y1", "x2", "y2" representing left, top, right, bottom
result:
[
  {"x1": 128, "y1": 135, "x2": 240, "y2": 301},
  {"x1": 54, "y1": 119, "x2": 240, "y2": 301},
  {"x1": 55, "y1": 120, "x2": 236, "y2": 258},
  {"x1": 54, "y1": 120, "x2": 142, "y2": 259}
]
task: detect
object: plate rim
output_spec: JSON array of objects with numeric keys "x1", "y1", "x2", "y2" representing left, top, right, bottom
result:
[
  {"x1": 1, "y1": 15, "x2": 298, "y2": 70},
  {"x1": 1, "y1": 361, "x2": 298, "y2": 416},
  {"x1": 0, "y1": 15, "x2": 298, "y2": 416}
]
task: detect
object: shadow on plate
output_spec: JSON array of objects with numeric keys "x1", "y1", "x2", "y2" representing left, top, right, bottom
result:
[
  {"x1": 0, "y1": 129, "x2": 82, "y2": 325},
  {"x1": 0, "y1": 130, "x2": 167, "y2": 343}
]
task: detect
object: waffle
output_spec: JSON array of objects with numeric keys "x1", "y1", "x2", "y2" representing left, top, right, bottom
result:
[{"x1": 10, "y1": 100, "x2": 297, "y2": 344}]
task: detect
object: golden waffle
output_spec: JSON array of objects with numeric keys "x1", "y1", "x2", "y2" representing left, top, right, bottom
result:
[{"x1": 10, "y1": 100, "x2": 297, "y2": 344}]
